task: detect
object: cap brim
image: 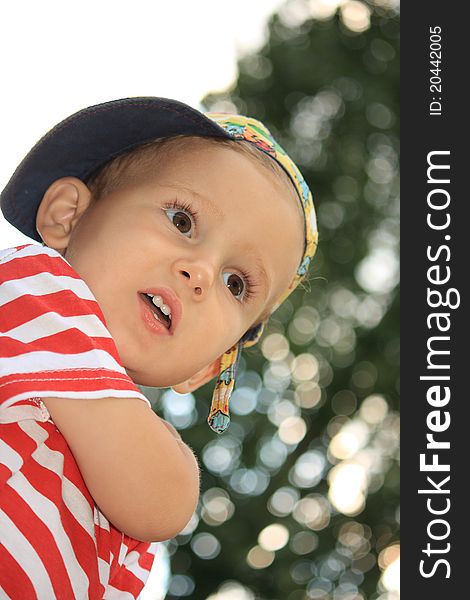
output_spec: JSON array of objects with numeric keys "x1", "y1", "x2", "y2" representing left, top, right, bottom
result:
[{"x1": 0, "y1": 97, "x2": 231, "y2": 241}]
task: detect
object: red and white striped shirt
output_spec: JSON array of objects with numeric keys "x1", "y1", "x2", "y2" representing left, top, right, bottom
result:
[{"x1": 0, "y1": 244, "x2": 158, "y2": 599}]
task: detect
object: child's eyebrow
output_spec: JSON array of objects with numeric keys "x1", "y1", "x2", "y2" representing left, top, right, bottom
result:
[{"x1": 177, "y1": 185, "x2": 224, "y2": 221}]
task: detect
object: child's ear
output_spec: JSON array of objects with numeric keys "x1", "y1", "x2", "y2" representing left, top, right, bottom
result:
[
  {"x1": 36, "y1": 177, "x2": 92, "y2": 252},
  {"x1": 172, "y1": 358, "x2": 220, "y2": 394}
]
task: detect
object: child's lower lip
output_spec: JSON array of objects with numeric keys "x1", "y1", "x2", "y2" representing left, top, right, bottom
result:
[{"x1": 138, "y1": 294, "x2": 172, "y2": 336}]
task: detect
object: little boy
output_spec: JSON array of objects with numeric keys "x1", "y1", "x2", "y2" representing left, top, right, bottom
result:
[{"x1": 0, "y1": 97, "x2": 318, "y2": 598}]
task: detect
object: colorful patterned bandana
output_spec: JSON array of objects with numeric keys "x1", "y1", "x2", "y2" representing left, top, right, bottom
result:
[{"x1": 204, "y1": 113, "x2": 318, "y2": 433}]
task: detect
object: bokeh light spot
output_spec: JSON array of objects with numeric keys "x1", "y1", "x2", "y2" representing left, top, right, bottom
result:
[
  {"x1": 306, "y1": 577, "x2": 333, "y2": 599},
  {"x1": 206, "y1": 581, "x2": 255, "y2": 600},
  {"x1": 264, "y1": 360, "x2": 292, "y2": 391},
  {"x1": 329, "y1": 419, "x2": 370, "y2": 460},
  {"x1": 292, "y1": 353, "x2": 319, "y2": 381},
  {"x1": 262, "y1": 333, "x2": 290, "y2": 361},
  {"x1": 230, "y1": 467, "x2": 270, "y2": 496},
  {"x1": 351, "y1": 361, "x2": 378, "y2": 391},
  {"x1": 340, "y1": 1, "x2": 371, "y2": 33},
  {"x1": 268, "y1": 486, "x2": 300, "y2": 517},
  {"x1": 230, "y1": 386, "x2": 258, "y2": 416},
  {"x1": 268, "y1": 398, "x2": 300, "y2": 426},
  {"x1": 378, "y1": 543, "x2": 400, "y2": 570},
  {"x1": 201, "y1": 488, "x2": 235, "y2": 527},
  {"x1": 380, "y1": 545, "x2": 400, "y2": 592},
  {"x1": 360, "y1": 394, "x2": 389, "y2": 424},
  {"x1": 295, "y1": 381, "x2": 323, "y2": 409},
  {"x1": 258, "y1": 523, "x2": 290, "y2": 551},
  {"x1": 366, "y1": 102, "x2": 395, "y2": 129},
  {"x1": 161, "y1": 389, "x2": 197, "y2": 429},
  {"x1": 258, "y1": 436, "x2": 289, "y2": 470},
  {"x1": 290, "y1": 450, "x2": 326, "y2": 488},
  {"x1": 246, "y1": 545, "x2": 275, "y2": 569},
  {"x1": 190, "y1": 532, "x2": 221, "y2": 560},
  {"x1": 328, "y1": 463, "x2": 367, "y2": 515},
  {"x1": 332, "y1": 390, "x2": 357, "y2": 416},
  {"x1": 292, "y1": 494, "x2": 331, "y2": 530},
  {"x1": 290, "y1": 558, "x2": 317, "y2": 584},
  {"x1": 279, "y1": 416, "x2": 307, "y2": 444},
  {"x1": 202, "y1": 437, "x2": 241, "y2": 475},
  {"x1": 356, "y1": 248, "x2": 399, "y2": 294},
  {"x1": 167, "y1": 574, "x2": 195, "y2": 597},
  {"x1": 288, "y1": 306, "x2": 320, "y2": 345},
  {"x1": 290, "y1": 530, "x2": 319, "y2": 555}
]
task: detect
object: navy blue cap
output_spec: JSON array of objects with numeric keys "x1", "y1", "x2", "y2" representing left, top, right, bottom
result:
[{"x1": 0, "y1": 97, "x2": 232, "y2": 242}]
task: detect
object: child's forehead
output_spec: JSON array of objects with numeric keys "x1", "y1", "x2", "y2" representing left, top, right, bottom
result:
[
  {"x1": 160, "y1": 141, "x2": 302, "y2": 225},
  {"x1": 154, "y1": 137, "x2": 303, "y2": 216}
]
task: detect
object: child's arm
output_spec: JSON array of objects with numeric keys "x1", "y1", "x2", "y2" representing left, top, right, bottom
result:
[{"x1": 41, "y1": 396, "x2": 200, "y2": 542}]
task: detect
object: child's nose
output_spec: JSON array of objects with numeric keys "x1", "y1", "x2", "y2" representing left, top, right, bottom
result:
[{"x1": 174, "y1": 259, "x2": 216, "y2": 298}]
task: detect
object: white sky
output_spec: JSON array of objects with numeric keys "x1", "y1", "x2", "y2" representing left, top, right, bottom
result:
[{"x1": 0, "y1": 0, "x2": 286, "y2": 248}]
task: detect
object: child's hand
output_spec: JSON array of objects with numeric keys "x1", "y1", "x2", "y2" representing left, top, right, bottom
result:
[{"x1": 41, "y1": 396, "x2": 200, "y2": 542}]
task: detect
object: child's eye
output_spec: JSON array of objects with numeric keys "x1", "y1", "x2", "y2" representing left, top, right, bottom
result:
[
  {"x1": 163, "y1": 200, "x2": 197, "y2": 238},
  {"x1": 166, "y1": 209, "x2": 192, "y2": 236},
  {"x1": 223, "y1": 272, "x2": 244, "y2": 299},
  {"x1": 223, "y1": 271, "x2": 257, "y2": 303}
]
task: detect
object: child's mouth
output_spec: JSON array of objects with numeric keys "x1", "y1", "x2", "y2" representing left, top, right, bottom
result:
[{"x1": 140, "y1": 293, "x2": 172, "y2": 329}]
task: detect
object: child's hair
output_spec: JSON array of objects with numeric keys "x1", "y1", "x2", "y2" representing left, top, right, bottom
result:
[{"x1": 85, "y1": 135, "x2": 298, "y2": 209}]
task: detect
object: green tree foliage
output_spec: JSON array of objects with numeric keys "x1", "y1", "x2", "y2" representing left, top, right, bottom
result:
[{"x1": 155, "y1": 3, "x2": 399, "y2": 599}]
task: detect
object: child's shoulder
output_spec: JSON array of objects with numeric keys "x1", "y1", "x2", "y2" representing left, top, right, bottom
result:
[
  {"x1": 1, "y1": 243, "x2": 82, "y2": 284},
  {"x1": 0, "y1": 243, "x2": 100, "y2": 321},
  {"x1": 1, "y1": 243, "x2": 63, "y2": 264}
]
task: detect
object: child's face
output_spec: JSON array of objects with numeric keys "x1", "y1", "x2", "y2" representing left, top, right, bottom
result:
[{"x1": 59, "y1": 142, "x2": 304, "y2": 388}]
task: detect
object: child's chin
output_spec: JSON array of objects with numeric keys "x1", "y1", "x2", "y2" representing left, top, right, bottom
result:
[{"x1": 124, "y1": 367, "x2": 168, "y2": 389}]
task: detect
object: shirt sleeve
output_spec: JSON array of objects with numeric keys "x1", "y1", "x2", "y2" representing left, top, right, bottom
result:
[
  {"x1": 106, "y1": 538, "x2": 159, "y2": 599},
  {"x1": 0, "y1": 244, "x2": 150, "y2": 420}
]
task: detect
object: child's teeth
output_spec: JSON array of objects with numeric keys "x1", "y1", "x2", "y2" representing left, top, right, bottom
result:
[
  {"x1": 150, "y1": 294, "x2": 171, "y2": 317},
  {"x1": 160, "y1": 304, "x2": 170, "y2": 316},
  {"x1": 151, "y1": 295, "x2": 162, "y2": 307}
]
